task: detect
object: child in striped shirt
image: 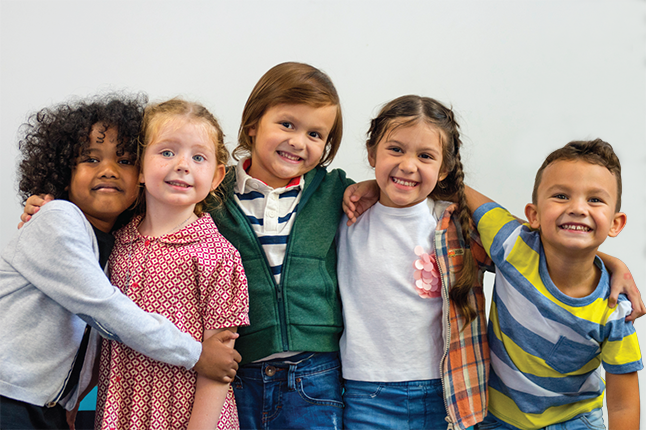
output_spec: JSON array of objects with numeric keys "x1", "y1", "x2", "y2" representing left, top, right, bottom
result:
[{"x1": 468, "y1": 140, "x2": 642, "y2": 429}]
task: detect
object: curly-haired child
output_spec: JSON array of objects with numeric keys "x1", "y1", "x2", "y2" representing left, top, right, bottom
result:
[{"x1": 0, "y1": 94, "x2": 240, "y2": 430}]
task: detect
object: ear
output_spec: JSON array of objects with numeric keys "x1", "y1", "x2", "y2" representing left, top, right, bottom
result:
[
  {"x1": 248, "y1": 125, "x2": 257, "y2": 137},
  {"x1": 210, "y1": 164, "x2": 226, "y2": 191},
  {"x1": 607, "y1": 212, "x2": 627, "y2": 238},
  {"x1": 524, "y1": 203, "x2": 540, "y2": 229},
  {"x1": 438, "y1": 169, "x2": 448, "y2": 182},
  {"x1": 138, "y1": 171, "x2": 145, "y2": 185},
  {"x1": 367, "y1": 148, "x2": 376, "y2": 168}
]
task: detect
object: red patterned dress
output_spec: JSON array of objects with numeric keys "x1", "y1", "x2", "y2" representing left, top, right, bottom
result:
[{"x1": 96, "y1": 214, "x2": 249, "y2": 430}]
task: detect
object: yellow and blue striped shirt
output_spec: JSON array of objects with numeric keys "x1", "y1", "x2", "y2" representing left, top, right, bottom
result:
[{"x1": 474, "y1": 203, "x2": 642, "y2": 429}]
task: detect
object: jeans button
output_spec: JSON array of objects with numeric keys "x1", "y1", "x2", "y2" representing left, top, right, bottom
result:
[{"x1": 265, "y1": 365, "x2": 277, "y2": 376}]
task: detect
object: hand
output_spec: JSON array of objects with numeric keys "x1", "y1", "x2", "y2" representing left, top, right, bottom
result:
[
  {"x1": 18, "y1": 194, "x2": 54, "y2": 229},
  {"x1": 342, "y1": 180, "x2": 379, "y2": 226},
  {"x1": 66, "y1": 403, "x2": 79, "y2": 430},
  {"x1": 608, "y1": 270, "x2": 645, "y2": 323},
  {"x1": 193, "y1": 330, "x2": 241, "y2": 383}
]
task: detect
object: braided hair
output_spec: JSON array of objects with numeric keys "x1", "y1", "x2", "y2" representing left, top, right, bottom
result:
[{"x1": 366, "y1": 95, "x2": 478, "y2": 324}]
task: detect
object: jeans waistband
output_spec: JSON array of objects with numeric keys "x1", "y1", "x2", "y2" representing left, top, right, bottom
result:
[{"x1": 238, "y1": 351, "x2": 340, "y2": 383}]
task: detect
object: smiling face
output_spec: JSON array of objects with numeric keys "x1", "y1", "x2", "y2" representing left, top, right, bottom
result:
[
  {"x1": 68, "y1": 124, "x2": 139, "y2": 232},
  {"x1": 369, "y1": 121, "x2": 446, "y2": 208},
  {"x1": 139, "y1": 117, "x2": 225, "y2": 213},
  {"x1": 525, "y1": 159, "x2": 626, "y2": 256},
  {"x1": 247, "y1": 103, "x2": 337, "y2": 188}
]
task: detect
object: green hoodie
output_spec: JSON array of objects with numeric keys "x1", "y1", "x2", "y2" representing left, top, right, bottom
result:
[{"x1": 211, "y1": 166, "x2": 352, "y2": 365}]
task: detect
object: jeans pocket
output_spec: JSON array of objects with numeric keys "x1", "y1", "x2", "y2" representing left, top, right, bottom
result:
[
  {"x1": 578, "y1": 409, "x2": 605, "y2": 430},
  {"x1": 295, "y1": 367, "x2": 344, "y2": 408}
]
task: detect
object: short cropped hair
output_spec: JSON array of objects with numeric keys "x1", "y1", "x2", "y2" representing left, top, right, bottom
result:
[{"x1": 532, "y1": 139, "x2": 622, "y2": 211}]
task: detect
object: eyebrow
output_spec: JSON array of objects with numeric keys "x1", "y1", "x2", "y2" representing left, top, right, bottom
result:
[{"x1": 386, "y1": 139, "x2": 442, "y2": 154}]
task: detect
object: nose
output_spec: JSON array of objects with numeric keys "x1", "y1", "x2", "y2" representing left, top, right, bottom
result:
[
  {"x1": 289, "y1": 133, "x2": 306, "y2": 150},
  {"x1": 99, "y1": 159, "x2": 119, "y2": 178},
  {"x1": 175, "y1": 155, "x2": 189, "y2": 173},
  {"x1": 398, "y1": 155, "x2": 417, "y2": 174},
  {"x1": 567, "y1": 197, "x2": 588, "y2": 215}
]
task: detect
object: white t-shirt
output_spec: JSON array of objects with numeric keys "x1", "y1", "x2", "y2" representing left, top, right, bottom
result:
[{"x1": 337, "y1": 199, "x2": 444, "y2": 382}]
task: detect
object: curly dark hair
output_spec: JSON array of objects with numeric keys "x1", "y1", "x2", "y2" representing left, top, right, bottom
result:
[
  {"x1": 18, "y1": 93, "x2": 147, "y2": 201},
  {"x1": 17, "y1": 93, "x2": 147, "y2": 230}
]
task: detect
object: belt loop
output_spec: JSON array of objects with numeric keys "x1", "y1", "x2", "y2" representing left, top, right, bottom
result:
[{"x1": 287, "y1": 363, "x2": 297, "y2": 391}]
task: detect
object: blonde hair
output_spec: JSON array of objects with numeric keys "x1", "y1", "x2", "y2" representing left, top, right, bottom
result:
[
  {"x1": 138, "y1": 98, "x2": 229, "y2": 215},
  {"x1": 234, "y1": 62, "x2": 343, "y2": 167}
]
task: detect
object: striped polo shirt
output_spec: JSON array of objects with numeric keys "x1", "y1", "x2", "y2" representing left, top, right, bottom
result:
[
  {"x1": 233, "y1": 159, "x2": 302, "y2": 285},
  {"x1": 473, "y1": 202, "x2": 642, "y2": 429}
]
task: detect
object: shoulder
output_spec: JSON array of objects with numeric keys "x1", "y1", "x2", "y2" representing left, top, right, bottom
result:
[
  {"x1": 306, "y1": 167, "x2": 352, "y2": 190},
  {"x1": 194, "y1": 214, "x2": 242, "y2": 257}
]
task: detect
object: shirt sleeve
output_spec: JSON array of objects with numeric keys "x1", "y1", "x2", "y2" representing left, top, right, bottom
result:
[
  {"x1": 201, "y1": 244, "x2": 250, "y2": 331},
  {"x1": 601, "y1": 300, "x2": 643, "y2": 374},
  {"x1": 6, "y1": 202, "x2": 202, "y2": 369}
]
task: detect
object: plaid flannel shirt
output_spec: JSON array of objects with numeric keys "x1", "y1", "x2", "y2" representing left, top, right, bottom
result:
[{"x1": 432, "y1": 201, "x2": 493, "y2": 430}]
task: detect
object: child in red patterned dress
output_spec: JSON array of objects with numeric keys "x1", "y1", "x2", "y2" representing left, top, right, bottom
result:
[{"x1": 95, "y1": 99, "x2": 249, "y2": 430}]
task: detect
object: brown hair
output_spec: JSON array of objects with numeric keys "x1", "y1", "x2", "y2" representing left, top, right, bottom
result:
[
  {"x1": 139, "y1": 98, "x2": 229, "y2": 214},
  {"x1": 532, "y1": 139, "x2": 622, "y2": 211},
  {"x1": 234, "y1": 62, "x2": 343, "y2": 167},
  {"x1": 366, "y1": 95, "x2": 478, "y2": 325}
]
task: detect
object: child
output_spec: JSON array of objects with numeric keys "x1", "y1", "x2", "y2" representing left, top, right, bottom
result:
[
  {"x1": 0, "y1": 95, "x2": 240, "y2": 430},
  {"x1": 95, "y1": 99, "x2": 249, "y2": 430},
  {"x1": 468, "y1": 140, "x2": 642, "y2": 429},
  {"x1": 337, "y1": 95, "x2": 492, "y2": 430},
  {"x1": 209, "y1": 62, "x2": 355, "y2": 429}
]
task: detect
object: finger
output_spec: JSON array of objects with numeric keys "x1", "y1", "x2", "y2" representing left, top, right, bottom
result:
[
  {"x1": 20, "y1": 213, "x2": 32, "y2": 223},
  {"x1": 17, "y1": 221, "x2": 24, "y2": 229},
  {"x1": 233, "y1": 350, "x2": 242, "y2": 363},
  {"x1": 607, "y1": 291, "x2": 618, "y2": 309},
  {"x1": 626, "y1": 299, "x2": 646, "y2": 322},
  {"x1": 43, "y1": 194, "x2": 55, "y2": 203}
]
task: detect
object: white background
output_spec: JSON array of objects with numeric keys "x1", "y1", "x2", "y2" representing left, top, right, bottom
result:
[{"x1": 1, "y1": 0, "x2": 645, "y2": 425}]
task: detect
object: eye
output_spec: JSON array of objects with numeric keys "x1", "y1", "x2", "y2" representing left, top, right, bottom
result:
[
  {"x1": 118, "y1": 156, "x2": 136, "y2": 166},
  {"x1": 193, "y1": 154, "x2": 205, "y2": 162},
  {"x1": 79, "y1": 156, "x2": 99, "y2": 164},
  {"x1": 161, "y1": 150, "x2": 174, "y2": 157},
  {"x1": 589, "y1": 197, "x2": 602, "y2": 203},
  {"x1": 280, "y1": 121, "x2": 294, "y2": 129},
  {"x1": 419, "y1": 153, "x2": 434, "y2": 160},
  {"x1": 553, "y1": 194, "x2": 567, "y2": 200},
  {"x1": 387, "y1": 146, "x2": 403, "y2": 154},
  {"x1": 308, "y1": 131, "x2": 322, "y2": 139}
]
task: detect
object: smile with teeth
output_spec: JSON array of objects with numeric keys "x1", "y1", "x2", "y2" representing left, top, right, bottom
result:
[
  {"x1": 391, "y1": 177, "x2": 418, "y2": 187},
  {"x1": 278, "y1": 151, "x2": 302, "y2": 162},
  {"x1": 560, "y1": 223, "x2": 591, "y2": 232},
  {"x1": 167, "y1": 181, "x2": 191, "y2": 188}
]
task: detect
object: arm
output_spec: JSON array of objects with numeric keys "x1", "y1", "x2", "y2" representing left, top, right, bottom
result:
[
  {"x1": 12, "y1": 202, "x2": 203, "y2": 370},
  {"x1": 606, "y1": 371, "x2": 639, "y2": 430},
  {"x1": 187, "y1": 328, "x2": 236, "y2": 430},
  {"x1": 598, "y1": 253, "x2": 644, "y2": 322},
  {"x1": 18, "y1": 193, "x2": 53, "y2": 228},
  {"x1": 341, "y1": 180, "x2": 381, "y2": 226}
]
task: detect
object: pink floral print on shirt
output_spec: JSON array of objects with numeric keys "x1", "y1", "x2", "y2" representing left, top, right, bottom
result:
[{"x1": 413, "y1": 245, "x2": 441, "y2": 299}]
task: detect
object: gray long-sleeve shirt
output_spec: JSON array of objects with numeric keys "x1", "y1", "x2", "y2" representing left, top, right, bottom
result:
[{"x1": 0, "y1": 200, "x2": 201, "y2": 409}]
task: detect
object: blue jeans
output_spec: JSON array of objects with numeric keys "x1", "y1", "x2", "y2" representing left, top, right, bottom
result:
[
  {"x1": 476, "y1": 409, "x2": 605, "y2": 430},
  {"x1": 233, "y1": 352, "x2": 344, "y2": 430},
  {"x1": 343, "y1": 379, "x2": 455, "y2": 430}
]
